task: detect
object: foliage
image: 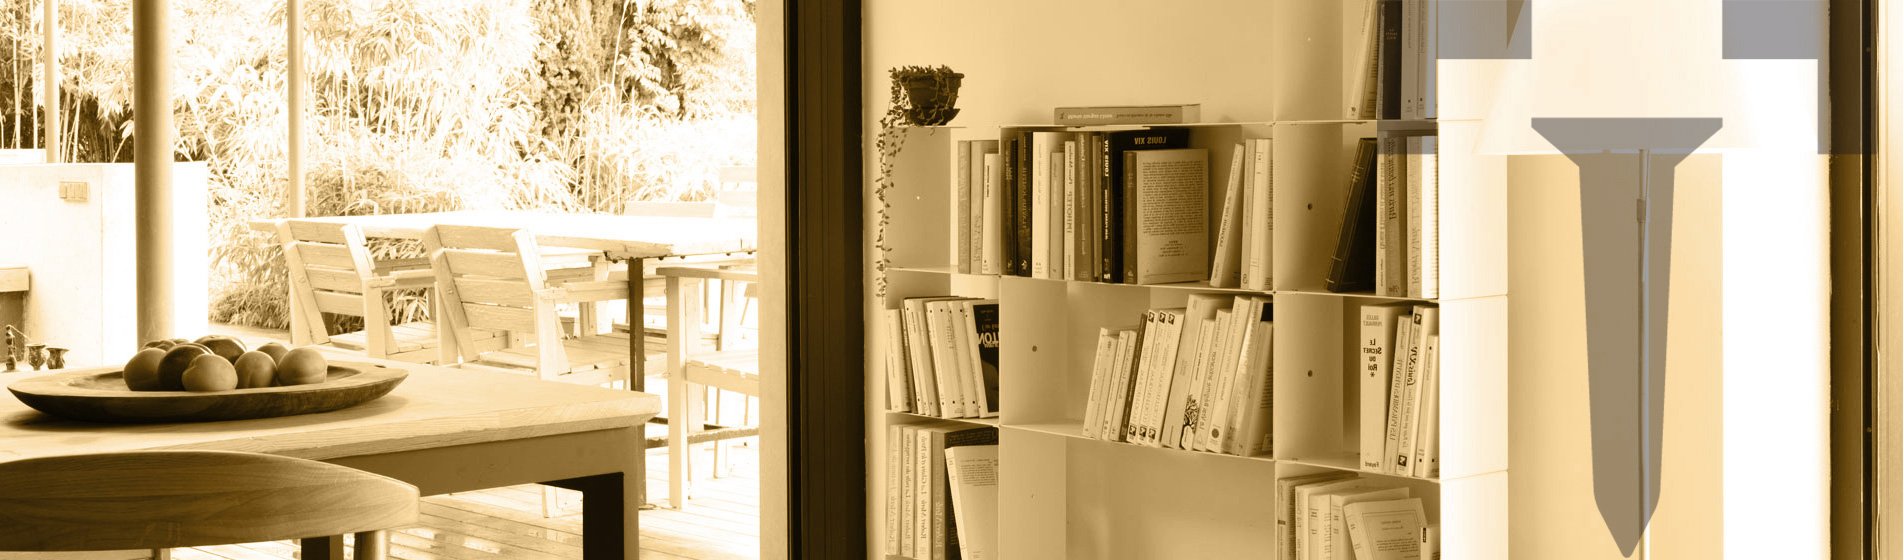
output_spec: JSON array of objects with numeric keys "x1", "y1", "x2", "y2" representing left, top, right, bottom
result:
[
  {"x1": 0, "y1": 0, "x2": 758, "y2": 329},
  {"x1": 888, "y1": 64, "x2": 961, "y2": 127},
  {"x1": 871, "y1": 65, "x2": 957, "y2": 299}
]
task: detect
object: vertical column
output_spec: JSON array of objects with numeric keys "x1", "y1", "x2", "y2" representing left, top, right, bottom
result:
[
  {"x1": 134, "y1": 0, "x2": 175, "y2": 343},
  {"x1": 41, "y1": 0, "x2": 58, "y2": 163},
  {"x1": 286, "y1": 0, "x2": 306, "y2": 218}
]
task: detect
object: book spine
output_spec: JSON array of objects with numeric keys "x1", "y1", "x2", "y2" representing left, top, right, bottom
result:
[
  {"x1": 1108, "y1": 329, "x2": 1141, "y2": 442},
  {"x1": 1349, "y1": 0, "x2": 1382, "y2": 119},
  {"x1": 1000, "y1": 134, "x2": 1019, "y2": 277},
  {"x1": 970, "y1": 141, "x2": 989, "y2": 274},
  {"x1": 1380, "y1": 0, "x2": 1403, "y2": 119},
  {"x1": 931, "y1": 432, "x2": 949, "y2": 560},
  {"x1": 1123, "y1": 150, "x2": 1139, "y2": 284},
  {"x1": 1051, "y1": 142, "x2": 1068, "y2": 279},
  {"x1": 1125, "y1": 311, "x2": 1159, "y2": 444},
  {"x1": 1142, "y1": 310, "x2": 1184, "y2": 447},
  {"x1": 1425, "y1": 0, "x2": 1438, "y2": 119},
  {"x1": 1063, "y1": 140, "x2": 1076, "y2": 280},
  {"x1": 1203, "y1": 302, "x2": 1249, "y2": 450},
  {"x1": 1407, "y1": 136, "x2": 1423, "y2": 298},
  {"x1": 1192, "y1": 309, "x2": 1231, "y2": 451},
  {"x1": 1420, "y1": 136, "x2": 1439, "y2": 298},
  {"x1": 1378, "y1": 135, "x2": 1407, "y2": 296},
  {"x1": 1359, "y1": 305, "x2": 1403, "y2": 470},
  {"x1": 972, "y1": 302, "x2": 1003, "y2": 417},
  {"x1": 886, "y1": 423, "x2": 902, "y2": 555},
  {"x1": 982, "y1": 152, "x2": 1002, "y2": 275},
  {"x1": 952, "y1": 302, "x2": 983, "y2": 417},
  {"x1": 927, "y1": 302, "x2": 966, "y2": 417},
  {"x1": 1414, "y1": 334, "x2": 1441, "y2": 478},
  {"x1": 900, "y1": 424, "x2": 917, "y2": 557},
  {"x1": 1238, "y1": 142, "x2": 1257, "y2": 291},
  {"x1": 886, "y1": 308, "x2": 911, "y2": 412},
  {"x1": 1326, "y1": 139, "x2": 1379, "y2": 293},
  {"x1": 1210, "y1": 143, "x2": 1244, "y2": 288},
  {"x1": 957, "y1": 139, "x2": 971, "y2": 274},
  {"x1": 1249, "y1": 138, "x2": 1274, "y2": 291},
  {"x1": 1085, "y1": 132, "x2": 1101, "y2": 283},
  {"x1": 1100, "y1": 134, "x2": 1118, "y2": 283},
  {"x1": 1053, "y1": 104, "x2": 1199, "y2": 126},
  {"x1": 1083, "y1": 329, "x2": 1116, "y2": 439},
  {"x1": 1383, "y1": 309, "x2": 1416, "y2": 473},
  {"x1": 1226, "y1": 302, "x2": 1274, "y2": 455},
  {"x1": 1402, "y1": 0, "x2": 1418, "y2": 119},
  {"x1": 1017, "y1": 132, "x2": 1034, "y2": 276},
  {"x1": 1031, "y1": 135, "x2": 1051, "y2": 280}
]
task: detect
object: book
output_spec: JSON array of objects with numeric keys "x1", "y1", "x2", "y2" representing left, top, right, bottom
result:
[
  {"x1": 1376, "y1": 134, "x2": 1407, "y2": 296},
  {"x1": 925, "y1": 299, "x2": 972, "y2": 417},
  {"x1": 1160, "y1": 294, "x2": 1229, "y2": 449},
  {"x1": 1347, "y1": 0, "x2": 1383, "y2": 119},
  {"x1": 981, "y1": 150, "x2": 1003, "y2": 275},
  {"x1": 1396, "y1": 306, "x2": 1438, "y2": 472},
  {"x1": 885, "y1": 308, "x2": 913, "y2": 413},
  {"x1": 970, "y1": 301, "x2": 1002, "y2": 417},
  {"x1": 1135, "y1": 307, "x2": 1186, "y2": 447},
  {"x1": 1124, "y1": 148, "x2": 1210, "y2": 285},
  {"x1": 944, "y1": 445, "x2": 1001, "y2": 560},
  {"x1": 1017, "y1": 130, "x2": 1036, "y2": 277},
  {"x1": 1278, "y1": 473, "x2": 1354, "y2": 560},
  {"x1": 1102, "y1": 127, "x2": 1192, "y2": 283},
  {"x1": 1233, "y1": 141, "x2": 1248, "y2": 289},
  {"x1": 1379, "y1": 0, "x2": 1403, "y2": 119},
  {"x1": 1104, "y1": 328, "x2": 1142, "y2": 442},
  {"x1": 886, "y1": 424, "x2": 903, "y2": 555},
  {"x1": 1201, "y1": 302, "x2": 1250, "y2": 451},
  {"x1": 1422, "y1": 523, "x2": 1441, "y2": 560},
  {"x1": 1215, "y1": 143, "x2": 1246, "y2": 288},
  {"x1": 1344, "y1": 498, "x2": 1427, "y2": 560},
  {"x1": 1327, "y1": 487, "x2": 1413, "y2": 560},
  {"x1": 916, "y1": 423, "x2": 1000, "y2": 560},
  {"x1": 1051, "y1": 141, "x2": 1068, "y2": 279},
  {"x1": 1298, "y1": 477, "x2": 1384, "y2": 560},
  {"x1": 1417, "y1": 136, "x2": 1439, "y2": 298},
  {"x1": 1413, "y1": 333, "x2": 1441, "y2": 478},
  {"x1": 949, "y1": 300, "x2": 983, "y2": 417},
  {"x1": 1063, "y1": 139, "x2": 1078, "y2": 281},
  {"x1": 1082, "y1": 328, "x2": 1120, "y2": 439},
  {"x1": 899, "y1": 423, "x2": 918, "y2": 557},
  {"x1": 1084, "y1": 132, "x2": 1102, "y2": 282},
  {"x1": 956, "y1": 139, "x2": 972, "y2": 274},
  {"x1": 1359, "y1": 303, "x2": 1409, "y2": 471},
  {"x1": 1190, "y1": 309, "x2": 1233, "y2": 452},
  {"x1": 1325, "y1": 138, "x2": 1379, "y2": 293},
  {"x1": 1424, "y1": 0, "x2": 1438, "y2": 120},
  {"x1": 1245, "y1": 137, "x2": 1274, "y2": 291},
  {"x1": 1224, "y1": 298, "x2": 1275, "y2": 456},
  {"x1": 1402, "y1": 0, "x2": 1418, "y2": 119},
  {"x1": 904, "y1": 296, "x2": 966, "y2": 417},
  {"x1": 969, "y1": 140, "x2": 995, "y2": 274},
  {"x1": 1053, "y1": 103, "x2": 1202, "y2": 126},
  {"x1": 1406, "y1": 136, "x2": 1423, "y2": 297},
  {"x1": 1031, "y1": 132, "x2": 1061, "y2": 279},
  {"x1": 1128, "y1": 310, "x2": 1168, "y2": 445},
  {"x1": 1001, "y1": 132, "x2": 1020, "y2": 276},
  {"x1": 1382, "y1": 308, "x2": 1417, "y2": 474}
]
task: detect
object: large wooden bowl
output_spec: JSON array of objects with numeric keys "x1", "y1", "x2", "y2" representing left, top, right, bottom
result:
[{"x1": 6, "y1": 361, "x2": 406, "y2": 423}]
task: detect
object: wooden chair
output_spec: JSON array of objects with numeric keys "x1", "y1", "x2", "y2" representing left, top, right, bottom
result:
[
  {"x1": 659, "y1": 266, "x2": 762, "y2": 509},
  {"x1": 277, "y1": 220, "x2": 505, "y2": 364},
  {"x1": 423, "y1": 224, "x2": 650, "y2": 388},
  {"x1": 0, "y1": 450, "x2": 418, "y2": 559}
]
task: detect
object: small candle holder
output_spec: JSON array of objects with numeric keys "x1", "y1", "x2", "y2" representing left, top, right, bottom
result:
[
  {"x1": 3, "y1": 325, "x2": 14, "y2": 373},
  {"x1": 25, "y1": 343, "x2": 45, "y2": 371},
  {"x1": 45, "y1": 347, "x2": 67, "y2": 370}
]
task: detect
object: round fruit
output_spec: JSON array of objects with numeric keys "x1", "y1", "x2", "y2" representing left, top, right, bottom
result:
[
  {"x1": 193, "y1": 335, "x2": 248, "y2": 364},
  {"x1": 141, "y1": 339, "x2": 177, "y2": 352},
  {"x1": 156, "y1": 344, "x2": 212, "y2": 391},
  {"x1": 276, "y1": 347, "x2": 328, "y2": 386},
  {"x1": 182, "y1": 354, "x2": 239, "y2": 392},
  {"x1": 256, "y1": 342, "x2": 291, "y2": 364},
  {"x1": 123, "y1": 348, "x2": 167, "y2": 391},
  {"x1": 234, "y1": 351, "x2": 277, "y2": 389}
]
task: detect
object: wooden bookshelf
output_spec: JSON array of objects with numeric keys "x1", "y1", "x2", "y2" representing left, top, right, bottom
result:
[{"x1": 865, "y1": 2, "x2": 1507, "y2": 559}]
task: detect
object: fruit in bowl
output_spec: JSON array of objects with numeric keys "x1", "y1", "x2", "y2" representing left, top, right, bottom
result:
[{"x1": 124, "y1": 337, "x2": 330, "y2": 392}]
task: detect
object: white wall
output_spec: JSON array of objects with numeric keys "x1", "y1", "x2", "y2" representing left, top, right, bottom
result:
[{"x1": 0, "y1": 162, "x2": 210, "y2": 368}]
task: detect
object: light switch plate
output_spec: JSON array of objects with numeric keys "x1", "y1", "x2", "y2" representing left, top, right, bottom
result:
[{"x1": 58, "y1": 181, "x2": 87, "y2": 202}]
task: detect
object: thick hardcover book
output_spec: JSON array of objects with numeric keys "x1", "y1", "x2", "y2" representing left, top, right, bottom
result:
[
  {"x1": 1103, "y1": 127, "x2": 1192, "y2": 283},
  {"x1": 970, "y1": 301, "x2": 1002, "y2": 417},
  {"x1": 1054, "y1": 103, "x2": 1203, "y2": 126},
  {"x1": 1379, "y1": 0, "x2": 1403, "y2": 119},
  {"x1": 1326, "y1": 139, "x2": 1380, "y2": 292},
  {"x1": 1000, "y1": 133, "x2": 1020, "y2": 276},
  {"x1": 1359, "y1": 303, "x2": 1410, "y2": 471},
  {"x1": 1124, "y1": 148, "x2": 1210, "y2": 285}
]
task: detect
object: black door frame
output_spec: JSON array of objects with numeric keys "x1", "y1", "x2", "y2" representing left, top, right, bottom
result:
[{"x1": 785, "y1": 0, "x2": 866, "y2": 558}]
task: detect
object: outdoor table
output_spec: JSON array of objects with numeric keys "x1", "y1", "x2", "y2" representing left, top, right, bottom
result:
[
  {"x1": 246, "y1": 210, "x2": 759, "y2": 389},
  {"x1": 0, "y1": 353, "x2": 661, "y2": 560}
]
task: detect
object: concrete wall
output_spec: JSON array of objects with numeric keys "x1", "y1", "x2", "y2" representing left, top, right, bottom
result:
[{"x1": 0, "y1": 162, "x2": 209, "y2": 368}]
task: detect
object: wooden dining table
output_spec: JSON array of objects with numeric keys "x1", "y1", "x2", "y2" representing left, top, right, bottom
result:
[{"x1": 0, "y1": 354, "x2": 661, "y2": 560}]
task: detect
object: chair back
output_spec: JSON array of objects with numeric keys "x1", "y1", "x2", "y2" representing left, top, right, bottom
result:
[
  {"x1": 0, "y1": 450, "x2": 418, "y2": 551},
  {"x1": 714, "y1": 166, "x2": 758, "y2": 218},
  {"x1": 422, "y1": 224, "x2": 570, "y2": 376},
  {"x1": 277, "y1": 220, "x2": 391, "y2": 351},
  {"x1": 624, "y1": 200, "x2": 718, "y2": 218}
]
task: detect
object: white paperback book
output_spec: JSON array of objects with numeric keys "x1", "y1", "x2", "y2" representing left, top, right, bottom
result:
[
  {"x1": 944, "y1": 445, "x2": 1001, "y2": 560},
  {"x1": 981, "y1": 152, "x2": 1002, "y2": 274},
  {"x1": 1063, "y1": 140, "x2": 1077, "y2": 281},
  {"x1": 1382, "y1": 309, "x2": 1419, "y2": 474},
  {"x1": 885, "y1": 308, "x2": 911, "y2": 413},
  {"x1": 967, "y1": 140, "x2": 990, "y2": 274},
  {"x1": 1327, "y1": 487, "x2": 1412, "y2": 560},
  {"x1": 1418, "y1": 136, "x2": 1439, "y2": 298},
  {"x1": 1161, "y1": 294, "x2": 1230, "y2": 449},
  {"x1": 1396, "y1": 306, "x2": 1438, "y2": 472},
  {"x1": 950, "y1": 300, "x2": 984, "y2": 417},
  {"x1": 1239, "y1": 142, "x2": 1258, "y2": 291},
  {"x1": 1345, "y1": 498, "x2": 1428, "y2": 560},
  {"x1": 1359, "y1": 304, "x2": 1410, "y2": 471},
  {"x1": 1277, "y1": 473, "x2": 1354, "y2": 560},
  {"x1": 1030, "y1": 132, "x2": 1060, "y2": 279},
  {"x1": 1104, "y1": 329, "x2": 1139, "y2": 442},
  {"x1": 956, "y1": 139, "x2": 971, "y2": 274},
  {"x1": 1082, "y1": 328, "x2": 1119, "y2": 439},
  {"x1": 1347, "y1": 0, "x2": 1382, "y2": 119},
  {"x1": 1224, "y1": 298, "x2": 1275, "y2": 456},
  {"x1": 1201, "y1": 301, "x2": 1252, "y2": 451},
  {"x1": 926, "y1": 300, "x2": 971, "y2": 418},
  {"x1": 1193, "y1": 308, "x2": 1235, "y2": 451},
  {"x1": 1413, "y1": 334, "x2": 1442, "y2": 478},
  {"x1": 1247, "y1": 137, "x2": 1274, "y2": 291},
  {"x1": 898, "y1": 423, "x2": 917, "y2": 556},
  {"x1": 1136, "y1": 309, "x2": 1186, "y2": 447},
  {"x1": 1299, "y1": 478, "x2": 1384, "y2": 560},
  {"x1": 886, "y1": 424, "x2": 902, "y2": 555},
  {"x1": 1050, "y1": 144, "x2": 1067, "y2": 280},
  {"x1": 1406, "y1": 136, "x2": 1424, "y2": 297},
  {"x1": 1210, "y1": 143, "x2": 1247, "y2": 288}
]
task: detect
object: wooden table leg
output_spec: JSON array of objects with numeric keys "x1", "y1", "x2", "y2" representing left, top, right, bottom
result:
[
  {"x1": 300, "y1": 535, "x2": 343, "y2": 560},
  {"x1": 625, "y1": 256, "x2": 650, "y2": 510},
  {"x1": 546, "y1": 471, "x2": 638, "y2": 559}
]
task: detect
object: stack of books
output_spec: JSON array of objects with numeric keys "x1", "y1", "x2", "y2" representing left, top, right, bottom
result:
[
  {"x1": 1346, "y1": 0, "x2": 1437, "y2": 121},
  {"x1": 1079, "y1": 294, "x2": 1274, "y2": 456},
  {"x1": 884, "y1": 297, "x2": 1001, "y2": 418},
  {"x1": 1278, "y1": 472, "x2": 1436, "y2": 560},
  {"x1": 1357, "y1": 303, "x2": 1441, "y2": 478},
  {"x1": 1325, "y1": 133, "x2": 1439, "y2": 298},
  {"x1": 884, "y1": 423, "x2": 999, "y2": 560}
]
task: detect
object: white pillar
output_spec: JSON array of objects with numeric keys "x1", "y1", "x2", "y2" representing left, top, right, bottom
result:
[
  {"x1": 134, "y1": 0, "x2": 175, "y2": 342},
  {"x1": 41, "y1": 0, "x2": 57, "y2": 163}
]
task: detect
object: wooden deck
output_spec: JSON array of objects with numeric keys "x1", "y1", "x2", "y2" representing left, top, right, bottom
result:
[{"x1": 196, "y1": 324, "x2": 762, "y2": 560}]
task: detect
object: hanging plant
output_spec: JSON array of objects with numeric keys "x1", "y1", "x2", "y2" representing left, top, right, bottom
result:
[{"x1": 872, "y1": 65, "x2": 961, "y2": 299}]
